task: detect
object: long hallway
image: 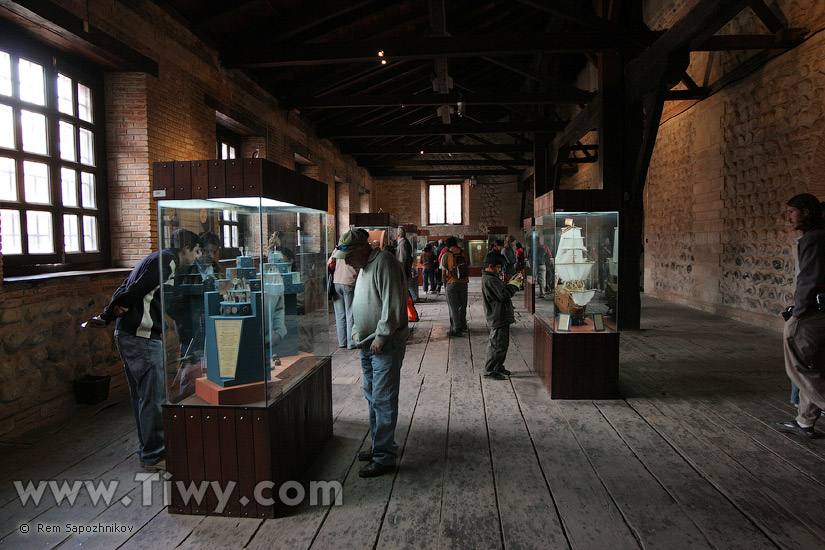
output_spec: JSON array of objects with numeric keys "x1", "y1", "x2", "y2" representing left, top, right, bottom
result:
[{"x1": 1, "y1": 282, "x2": 822, "y2": 549}]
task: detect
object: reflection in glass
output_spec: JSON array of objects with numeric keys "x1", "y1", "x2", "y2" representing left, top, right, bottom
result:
[
  {"x1": 77, "y1": 83, "x2": 92, "y2": 122},
  {"x1": 64, "y1": 214, "x2": 79, "y2": 252},
  {"x1": 26, "y1": 210, "x2": 53, "y2": 253},
  {"x1": 0, "y1": 209, "x2": 21, "y2": 253},
  {"x1": 57, "y1": 74, "x2": 73, "y2": 115},
  {"x1": 78, "y1": 128, "x2": 94, "y2": 165},
  {"x1": 81, "y1": 172, "x2": 95, "y2": 208},
  {"x1": 0, "y1": 104, "x2": 13, "y2": 148},
  {"x1": 18, "y1": 58, "x2": 45, "y2": 105},
  {"x1": 0, "y1": 51, "x2": 11, "y2": 96},
  {"x1": 83, "y1": 215, "x2": 98, "y2": 251},
  {"x1": 23, "y1": 161, "x2": 49, "y2": 204},
  {"x1": 0, "y1": 157, "x2": 16, "y2": 200},
  {"x1": 59, "y1": 121, "x2": 76, "y2": 161},
  {"x1": 21, "y1": 110, "x2": 48, "y2": 154},
  {"x1": 61, "y1": 168, "x2": 78, "y2": 206}
]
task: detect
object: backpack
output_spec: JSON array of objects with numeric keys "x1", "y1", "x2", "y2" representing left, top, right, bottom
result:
[{"x1": 450, "y1": 250, "x2": 469, "y2": 279}]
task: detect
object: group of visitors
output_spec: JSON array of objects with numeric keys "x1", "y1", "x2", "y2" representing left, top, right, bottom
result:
[{"x1": 95, "y1": 190, "x2": 825, "y2": 484}]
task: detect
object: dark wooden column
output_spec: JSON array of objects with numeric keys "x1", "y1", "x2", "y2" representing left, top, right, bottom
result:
[{"x1": 533, "y1": 132, "x2": 550, "y2": 199}]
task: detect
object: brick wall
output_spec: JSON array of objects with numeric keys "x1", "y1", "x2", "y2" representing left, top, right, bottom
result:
[
  {"x1": 376, "y1": 178, "x2": 527, "y2": 239},
  {"x1": 0, "y1": 271, "x2": 130, "y2": 437},
  {"x1": 0, "y1": 0, "x2": 375, "y2": 438}
]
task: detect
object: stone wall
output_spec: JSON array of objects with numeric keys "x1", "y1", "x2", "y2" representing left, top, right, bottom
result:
[
  {"x1": 645, "y1": 23, "x2": 825, "y2": 330},
  {"x1": 0, "y1": 271, "x2": 130, "y2": 437}
]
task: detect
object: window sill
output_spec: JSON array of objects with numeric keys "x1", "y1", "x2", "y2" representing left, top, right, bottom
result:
[{"x1": 3, "y1": 267, "x2": 131, "y2": 284}]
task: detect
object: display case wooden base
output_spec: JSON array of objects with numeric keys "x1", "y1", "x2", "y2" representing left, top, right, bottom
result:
[
  {"x1": 162, "y1": 357, "x2": 332, "y2": 518},
  {"x1": 533, "y1": 316, "x2": 619, "y2": 399},
  {"x1": 525, "y1": 276, "x2": 535, "y2": 314}
]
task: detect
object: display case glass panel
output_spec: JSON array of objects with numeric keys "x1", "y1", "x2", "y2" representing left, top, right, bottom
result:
[
  {"x1": 534, "y1": 211, "x2": 618, "y2": 332},
  {"x1": 158, "y1": 197, "x2": 329, "y2": 408}
]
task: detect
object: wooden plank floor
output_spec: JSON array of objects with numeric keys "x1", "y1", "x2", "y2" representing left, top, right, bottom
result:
[{"x1": 1, "y1": 281, "x2": 823, "y2": 549}]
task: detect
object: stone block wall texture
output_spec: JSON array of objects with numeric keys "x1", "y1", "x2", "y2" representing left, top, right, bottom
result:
[
  {"x1": 645, "y1": 20, "x2": 825, "y2": 331},
  {"x1": 0, "y1": 0, "x2": 374, "y2": 438}
]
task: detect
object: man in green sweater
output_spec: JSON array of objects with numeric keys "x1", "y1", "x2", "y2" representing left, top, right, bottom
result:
[
  {"x1": 481, "y1": 251, "x2": 523, "y2": 380},
  {"x1": 334, "y1": 229, "x2": 409, "y2": 477}
]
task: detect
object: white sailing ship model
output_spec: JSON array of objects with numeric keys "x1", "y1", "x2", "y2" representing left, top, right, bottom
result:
[{"x1": 555, "y1": 224, "x2": 596, "y2": 317}]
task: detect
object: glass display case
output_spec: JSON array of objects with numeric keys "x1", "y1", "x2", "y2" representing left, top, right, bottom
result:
[
  {"x1": 153, "y1": 159, "x2": 334, "y2": 518},
  {"x1": 533, "y1": 211, "x2": 618, "y2": 332},
  {"x1": 349, "y1": 212, "x2": 398, "y2": 250},
  {"x1": 530, "y1": 189, "x2": 620, "y2": 400},
  {"x1": 522, "y1": 223, "x2": 535, "y2": 312},
  {"x1": 158, "y1": 197, "x2": 329, "y2": 408}
]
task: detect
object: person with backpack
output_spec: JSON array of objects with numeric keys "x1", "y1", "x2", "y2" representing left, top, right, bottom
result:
[
  {"x1": 440, "y1": 236, "x2": 470, "y2": 336},
  {"x1": 481, "y1": 251, "x2": 523, "y2": 379}
]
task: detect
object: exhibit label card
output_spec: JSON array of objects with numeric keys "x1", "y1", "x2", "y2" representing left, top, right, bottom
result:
[{"x1": 215, "y1": 319, "x2": 242, "y2": 378}]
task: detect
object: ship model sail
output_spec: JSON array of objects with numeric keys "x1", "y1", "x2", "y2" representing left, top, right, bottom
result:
[{"x1": 554, "y1": 225, "x2": 595, "y2": 320}]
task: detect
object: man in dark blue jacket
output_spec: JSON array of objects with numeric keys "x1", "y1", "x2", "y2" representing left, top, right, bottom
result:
[{"x1": 88, "y1": 229, "x2": 200, "y2": 469}]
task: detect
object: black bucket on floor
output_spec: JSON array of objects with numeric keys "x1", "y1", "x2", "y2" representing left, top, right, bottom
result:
[{"x1": 73, "y1": 375, "x2": 111, "y2": 404}]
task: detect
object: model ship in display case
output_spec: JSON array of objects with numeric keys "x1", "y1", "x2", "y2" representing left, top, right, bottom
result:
[{"x1": 554, "y1": 221, "x2": 596, "y2": 322}]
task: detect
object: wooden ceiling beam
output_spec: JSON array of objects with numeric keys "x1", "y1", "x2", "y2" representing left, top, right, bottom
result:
[
  {"x1": 223, "y1": 33, "x2": 641, "y2": 68},
  {"x1": 693, "y1": 33, "x2": 803, "y2": 51},
  {"x1": 319, "y1": 121, "x2": 564, "y2": 138},
  {"x1": 342, "y1": 144, "x2": 533, "y2": 155},
  {"x1": 514, "y1": 0, "x2": 658, "y2": 47},
  {"x1": 480, "y1": 56, "x2": 592, "y2": 97},
  {"x1": 281, "y1": 91, "x2": 593, "y2": 109},
  {"x1": 369, "y1": 169, "x2": 521, "y2": 177},
  {"x1": 748, "y1": 0, "x2": 784, "y2": 34},
  {"x1": 0, "y1": 0, "x2": 158, "y2": 75},
  {"x1": 625, "y1": 0, "x2": 752, "y2": 106},
  {"x1": 359, "y1": 159, "x2": 533, "y2": 167}
]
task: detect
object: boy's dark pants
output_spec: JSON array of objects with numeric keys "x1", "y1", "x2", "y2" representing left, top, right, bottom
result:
[{"x1": 484, "y1": 325, "x2": 510, "y2": 374}]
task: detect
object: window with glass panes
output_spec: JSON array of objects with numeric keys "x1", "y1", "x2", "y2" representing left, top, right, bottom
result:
[
  {"x1": 221, "y1": 209, "x2": 240, "y2": 249},
  {"x1": 0, "y1": 40, "x2": 106, "y2": 274},
  {"x1": 428, "y1": 183, "x2": 462, "y2": 225}
]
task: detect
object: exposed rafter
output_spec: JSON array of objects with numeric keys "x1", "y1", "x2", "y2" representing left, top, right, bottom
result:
[
  {"x1": 280, "y1": 91, "x2": 593, "y2": 109},
  {"x1": 318, "y1": 121, "x2": 564, "y2": 138},
  {"x1": 223, "y1": 33, "x2": 641, "y2": 68}
]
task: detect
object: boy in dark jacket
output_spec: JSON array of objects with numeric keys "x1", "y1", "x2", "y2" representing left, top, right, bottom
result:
[{"x1": 481, "y1": 252, "x2": 523, "y2": 380}]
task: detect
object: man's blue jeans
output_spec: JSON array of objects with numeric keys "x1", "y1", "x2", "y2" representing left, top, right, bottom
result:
[
  {"x1": 115, "y1": 331, "x2": 166, "y2": 465},
  {"x1": 361, "y1": 338, "x2": 406, "y2": 466},
  {"x1": 333, "y1": 283, "x2": 355, "y2": 348}
]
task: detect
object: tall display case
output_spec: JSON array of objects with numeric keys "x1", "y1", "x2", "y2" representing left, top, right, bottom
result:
[
  {"x1": 464, "y1": 235, "x2": 487, "y2": 277},
  {"x1": 153, "y1": 159, "x2": 332, "y2": 517},
  {"x1": 523, "y1": 220, "x2": 536, "y2": 313},
  {"x1": 532, "y1": 190, "x2": 620, "y2": 399}
]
